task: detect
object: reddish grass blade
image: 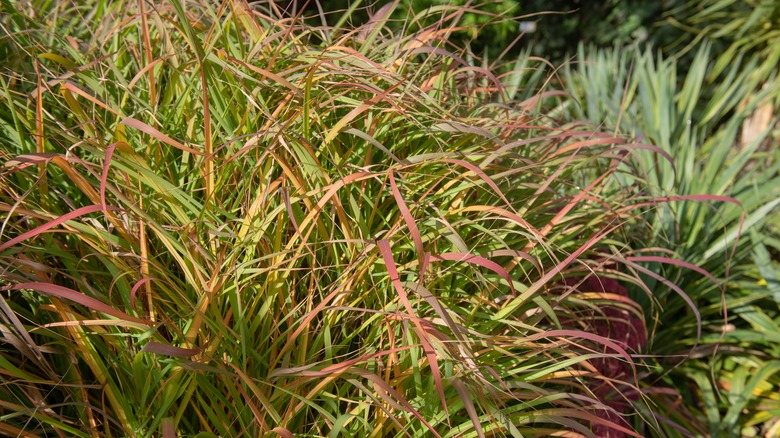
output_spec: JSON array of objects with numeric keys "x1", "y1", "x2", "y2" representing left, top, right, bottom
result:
[
  {"x1": 0, "y1": 205, "x2": 119, "y2": 252},
  {"x1": 271, "y1": 427, "x2": 295, "y2": 438},
  {"x1": 363, "y1": 1, "x2": 395, "y2": 35},
  {"x1": 377, "y1": 239, "x2": 448, "y2": 417},
  {"x1": 484, "y1": 249, "x2": 541, "y2": 273},
  {"x1": 517, "y1": 89, "x2": 571, "y2": 112},
  {"x1": 623, "y1": 261, "x2": 702, "y2": 340},
  {"x1": 60, "y1": 82, "x2": 119, "y2": 115},
  {"x1": 430, "y1": 252, "x2": 516, "y2": 296},
  {"x1": 548, "y1": 136, "x2": 626, "y2": 157},
  {"x1": 2, "y1": 152, "x2": 61, "y2": 170},
  {"x1": 121, "y1": 117, "x2": 205, "y2": 156},
  {"x1": 388, "y1": 171, "x2": 425, "y2": 274},
  {"x1": 142, "y1": 342, "x2": 199, "y2": 357},
  {"x1": 100, "y1": 142, "x2": 118, "y2": 214},
  {"x1": 286, "y1": 171, "x2": 376, "y2": 250},
  {"x1": 625, "y1": 194, "x2": 742, "y2": 210},
  {"x1": 626, "y1": 256, "x2": 720, "y2": 286},
  {"x1": 409, "y1": 46, "x2": 468, "y2": 67},
  {"x1": 128, "y1": 57, "x2": 167, "y2": 89},
  {"x1": 1, "y1": 282, "x2": 148, "y2": 325},
  {"x1": 511, "y1": 220, "x2": 621, "y2": 307},
  {"x1": 456, "y1": 205, "x2": 543, "y2": 241},
  {"x1": 130, "y1": 277, "x2": 159, "y2": 309},
  {"x1": 220, "y1": 51, "x2": 302, "y2": 97},
  {"x1": 280, "y1": 187, "x2": 300, "y2": 234},
  {"x1": 224, "y1": 362, "x2": 280, "y2": 426},
  {"x1": 161, "y1": 418, "x2": 176, "y2": 438},
  {"x1": 451, "y1": 378, "x2": 485, "y2": 438}
]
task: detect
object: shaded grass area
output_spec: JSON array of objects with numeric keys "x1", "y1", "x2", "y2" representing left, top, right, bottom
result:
[
  {"x1": 0, "y1": 1, "x2": 742, "y2": 436},
  {"x1": 560, "y1": 43, "x2": 780, "y2": 436}
]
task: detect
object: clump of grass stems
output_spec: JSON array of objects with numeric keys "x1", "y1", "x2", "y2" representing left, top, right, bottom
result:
[{"x1": 0, "y1": 1, "x2": 700, "y2": 436}]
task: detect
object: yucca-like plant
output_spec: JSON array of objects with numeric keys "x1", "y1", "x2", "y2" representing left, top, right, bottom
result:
[
  {"x1": 1, "y1": 1, "x2": 685, "y2": 436},
  {"x1": 560, "y1": 43, "x2": 780, "y2": 436}
]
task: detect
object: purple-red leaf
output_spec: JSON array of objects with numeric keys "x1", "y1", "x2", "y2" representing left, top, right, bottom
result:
[
  {"x1": 430, "y1": 252, "x2": 516, "y2": 296},
  {"x1": 141, "y1": 341, "x2": 199, "y2": 358},
  {"x1": 0, "y1": 204, "x2": 119, "y2": 252},
  {"x1": 1, "y1": 282, "x2": 148, "y2": 325}
]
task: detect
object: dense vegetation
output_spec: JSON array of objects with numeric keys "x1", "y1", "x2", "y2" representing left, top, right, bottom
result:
[{"x1": 0, "y1": 0, "x2": 777, "y2": 436}]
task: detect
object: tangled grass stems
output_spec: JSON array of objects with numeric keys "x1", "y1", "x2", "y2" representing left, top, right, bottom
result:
[{"x1": 0, "y1": 1, "x2": 720, "y2": 436}]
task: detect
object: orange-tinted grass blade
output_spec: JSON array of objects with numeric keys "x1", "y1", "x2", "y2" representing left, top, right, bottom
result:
[
  {"x1": 224, "y1": 362, "x2": 281, "y2": 425},
  {"x1": 552, "y1": 140, "x2": 675, "y2": 170},
  {"x1": 1, "y1": 152, "x2": 62, "y2": 170},
  {"x1": 0, "y1": 205, "x2": 120, "y2": 252},
  {"x1": 1, "y1": 283, "x2": 149, "y2": 326},
  {"x1": 361, "y1": 1, "x2": 396, "y2": 38},
  {"x1": 286, "y1": 171, "x2": 375, "y2": 249},
  {"x1": 34, "y1": 319, "x2": 149, "y2": 331},
  {"x1": 128, "y1": 57, "x2": 166, "y2": 90},
  {"x1": 517, "y1": 90, "x2": 571, "y2": 112},
  {"x1": 430, "y1": 252, "x2": 516, "y2": 296},
  {"x1": 0, "y1": 296, "x2": 47, "y2": 364},
  {"x1": 547, "y1": 136, "x2": 625, "y2": 156},
  {"x1": 0, "y1": 420, "x2": 40, "y2": 437},
  {"x1": 3, "y1": 154, "x2": 102, "y2": 205},
  {"x1": 344, "y1": 128, "x2": 402, "y2": 163},
  {"x1": 409, "y1": 46, "x2": 467, "y2": 67},
  {"x1": 60, "y1": 82, "x2": 120, "y2": 116},
  {"x1": 280, "y1": 187, "x2": 300, "y2": 234},
  {"x1": 220, "y1": 51, "x2": 301, "y2": 97},
  {"x1": 377, "y1": 239, "x2": 449, "y2": 418},
  {"x1": 121, "y1": 117, "x2": 205, "y2": 156},
  {"x1": 452, "y1": 65, "x2": 503, "y2": 95},
  {"x1": 403, "y1": 282, "x2": 464, "y2": 340},
  {"x1": 521, "y1": 168, "x2": 614, "y2": 256}
]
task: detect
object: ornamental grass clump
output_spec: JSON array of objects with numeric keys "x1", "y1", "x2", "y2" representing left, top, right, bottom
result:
[{"x1": 0, "y1": 1, "x2": 692, "y2": 436}]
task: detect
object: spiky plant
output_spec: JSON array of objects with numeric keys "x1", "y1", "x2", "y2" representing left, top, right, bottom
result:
[{"x1": 560, "y1": 42, "x2": 780, "y2": 437}]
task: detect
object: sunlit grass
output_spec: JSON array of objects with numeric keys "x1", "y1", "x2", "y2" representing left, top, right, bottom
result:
[{"x1": 0, "y1": 1, "x2": 706, "y2": 436}]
